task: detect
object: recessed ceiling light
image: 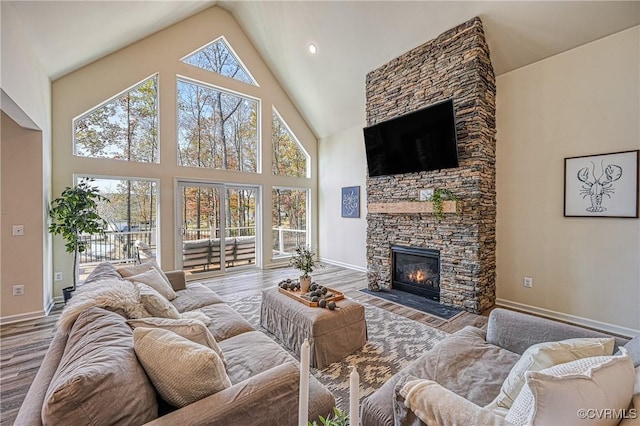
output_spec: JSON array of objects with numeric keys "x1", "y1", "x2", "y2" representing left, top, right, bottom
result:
[{"x1": 308, "y1": 43, "x2": 317, "y2": 55}]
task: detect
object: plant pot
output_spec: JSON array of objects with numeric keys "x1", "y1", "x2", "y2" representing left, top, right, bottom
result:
[
  {"x1": 300, "y1": 276, "x2": 312, "y2": 293},
  {"x1": 62, "y1": 287, "x2": 74, "y2": 304}
]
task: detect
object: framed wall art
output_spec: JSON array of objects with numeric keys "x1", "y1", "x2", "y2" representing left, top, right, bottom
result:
[
  {"x1": 564, "y1": 150, "x2": 639, "y2": 218},
  {"x1": 341, "y1": 186, "x2": 360, "y2": 218}
]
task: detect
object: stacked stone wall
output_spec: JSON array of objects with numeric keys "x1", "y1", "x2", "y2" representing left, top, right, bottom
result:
[{"x1": 365, "y1": 17, "x2": 496, "y2": 313}]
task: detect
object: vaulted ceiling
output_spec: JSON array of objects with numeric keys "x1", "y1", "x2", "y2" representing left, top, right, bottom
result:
[{"x1": 7, "y1": 1, "x2": 640, "y2": 138}]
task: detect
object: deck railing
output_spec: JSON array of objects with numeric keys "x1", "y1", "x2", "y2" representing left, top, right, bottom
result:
[
  {"x1": 78, "y1": 230, "x2": 154, "y2": 266},
  {"x1": 272, "y1": 227, "x2": 307, "y2": 256}
]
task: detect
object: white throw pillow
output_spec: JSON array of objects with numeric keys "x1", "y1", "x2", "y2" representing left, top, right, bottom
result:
[
  {"x1": 137, "y1": 283, "x2": 180, "y2": 319},
  {"x1": 490, "y1": 337, "x2": 615, "y2": 409},
  {"x1": 126, "y1": 267, "x2": 177, "y2": 301},
  {"x1": 127, "y1": 317, "x2": 225, "y2": 364},
  {"x1": 505, "y1": 348, "x2": 635, "y2": 426},
  {"x1": 133, "y1": 327, "x2": 231, "y2": 407}
]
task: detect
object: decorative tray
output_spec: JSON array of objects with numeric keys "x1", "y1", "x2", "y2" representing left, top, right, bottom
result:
[{"x1": 277, "y1": 282, "x2": 344, "y2": 308}]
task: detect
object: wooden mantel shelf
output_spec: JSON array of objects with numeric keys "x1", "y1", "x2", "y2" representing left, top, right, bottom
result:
[{"x1": 367, "y1": 200, "x2": 459, "y2": 214}]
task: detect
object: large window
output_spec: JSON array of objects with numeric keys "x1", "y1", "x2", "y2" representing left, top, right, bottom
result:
[
  {"x1": 74, "y1": 75, "x2": 158, "y2": 163},
  {"x1": 182, "y1": 37, "x2": 256, "y2": 85},
  {"x1": 177, "y1": 79, "x2": 258, "y2": 172},
  {"x1": 76, "y1": 177, "x2": 158, "y2": 274},
  {"x1": 272, "y1": 188, "x2": 308, "y2": 256},
  {"x1": 272, "y1": 109, "x2": 308, "y2": 177}
]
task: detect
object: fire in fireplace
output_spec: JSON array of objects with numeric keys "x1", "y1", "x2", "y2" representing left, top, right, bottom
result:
[{"x1": 391, "y1": 245, "x2": 440, "y2": 301}]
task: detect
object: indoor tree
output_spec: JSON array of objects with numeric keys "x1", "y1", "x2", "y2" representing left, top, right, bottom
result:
[{"x1": 49, "y1": 178, "x2": 109, "y2": 300}]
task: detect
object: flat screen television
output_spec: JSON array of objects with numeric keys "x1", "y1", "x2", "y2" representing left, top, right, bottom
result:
[{"x1": 363, "y1": 98, "x2": 459, "y2": 177}]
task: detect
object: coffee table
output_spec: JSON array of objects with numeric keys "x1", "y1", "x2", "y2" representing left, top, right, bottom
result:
[{"x1": 260, "y1": 286, "x2": 367, "y2": 368}]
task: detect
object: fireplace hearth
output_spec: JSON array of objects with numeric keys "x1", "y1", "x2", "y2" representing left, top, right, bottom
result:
[{"x1": 391, "y1": 245, "x2": 440, "y2": 301}]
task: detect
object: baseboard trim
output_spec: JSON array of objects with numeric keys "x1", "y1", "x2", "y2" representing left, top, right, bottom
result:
[
  {"x1": 496, "y1": 298, "x2": 639, "y2": 338},
  {"x1": 320, "y1": 257, "x2": 367, "y2": 273},
  {"x1": 0, "y1": 309, "x2": 47, "y2": 326}
]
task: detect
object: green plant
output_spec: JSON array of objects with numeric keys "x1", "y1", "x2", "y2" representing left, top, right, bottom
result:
[
  {"x1": 308, "y1": 407, "x2": 349, "y2": 426},
  {"x1": 430, "y1": 188, "x2": 460, "y2": 220},
  {"x1": 289, "y1": 245, "x2": 319, "y2": 278},
  {"x1": 49, "y1": 178, "x2": 109, "y2": 292}
]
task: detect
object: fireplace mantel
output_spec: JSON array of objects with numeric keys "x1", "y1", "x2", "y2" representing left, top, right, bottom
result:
[{"x1": 367, "y1": 201, "x2": 458, "y2": 214}]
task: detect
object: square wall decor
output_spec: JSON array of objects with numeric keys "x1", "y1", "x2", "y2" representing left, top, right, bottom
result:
[{"x1": 564, "y1": 150, "x2": 639, "y2": 218}]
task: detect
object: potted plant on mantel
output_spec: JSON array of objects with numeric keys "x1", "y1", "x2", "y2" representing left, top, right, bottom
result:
[
  {"x1": 49, "y1": 178, "x2": 109, "y2": 302},
  {"x1": 290, "y1": 245, "x2": 320, "y2": 293}
]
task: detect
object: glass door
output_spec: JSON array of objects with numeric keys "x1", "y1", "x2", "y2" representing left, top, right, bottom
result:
[{"x1": 177, "y1": 181, "x2": 258, "y2": 277}]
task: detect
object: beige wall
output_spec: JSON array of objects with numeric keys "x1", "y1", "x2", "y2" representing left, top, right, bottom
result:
[
  {"x1": 51, "y1": 6, "x2": 318, "y2": 295},
  {"x1": 0, "y1": 2, "x2": 53, "y2": 322},
  {"x1": 318, "y1": 124, "x2": 367, "y2": 270},
  {"x1": 1, "y1": 112, "x2": 45, "y2": 319},
  {"x1": 496, "y1": 26, "x2": 640, "y2": 335}
]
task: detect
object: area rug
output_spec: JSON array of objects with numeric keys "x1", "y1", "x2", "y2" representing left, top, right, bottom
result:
[
  {"x1": 223, "y1": 292, "x2": 447, "y2": 411},
  {"x1": 360, "y1": 288, "x2": 462, "y2": 320}
]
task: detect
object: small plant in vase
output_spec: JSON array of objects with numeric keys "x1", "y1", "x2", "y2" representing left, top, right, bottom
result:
[{"x1": 290, "y1": 245, "x2": 320, "y2": 293}]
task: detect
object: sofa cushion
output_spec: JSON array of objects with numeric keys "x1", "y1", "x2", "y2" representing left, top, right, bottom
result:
[
  {"x1": 84, "y1": 262, "x2": 122, "y2": 285},
  {"x1": 133, "y1": 327, "x2": 231, "y2": 408},
  {"x1": 127, "y1": 267, "x2": 177, "y2": 300},
  {"x1": 360, "y1": 326, "x2": 520, "y2": 426},
  {"x1": 198, "y1": 303, "x2": 255, "y2": 342},
  {"x1": 490, "y1": 337, "x2": 615, "y2": 409},
  {"x1": 117, "y1": 260, "x2": 172, "y2": 291},
  {"x1": 42, "y1": 307, "x2": 157, "y2": 425},
  {"x1": 127, "y1": 317, "x2": 225, "y2": 364},
  {"x1": 621, "y1": 335, "x2": 640, "y2": 367},
  {"x1": 137, "y1": 283, "x2": 181, "y2": 319},
  {"x1": 505, "y1": 349, "x2": 635, "y2": 426},
  {"x1": 172, "y1": 282, "x2": 225, "y2": 312}
]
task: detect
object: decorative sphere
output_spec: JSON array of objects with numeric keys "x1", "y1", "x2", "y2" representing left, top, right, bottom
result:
[{"x1": 328, "y1": 301, "x2": 336, "y2": 310}]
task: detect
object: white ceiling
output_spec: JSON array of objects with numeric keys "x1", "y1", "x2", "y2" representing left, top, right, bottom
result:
[{"x1": 6, "y1": 1, "x2": 640, "y2": 139}]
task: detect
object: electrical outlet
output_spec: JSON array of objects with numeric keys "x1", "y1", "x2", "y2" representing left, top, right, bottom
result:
[
  {"x1": 523, "y1": 277, "x2": 533, "y2": 288},
  {"x1": 54, "y1": 272, "x2": 63, "y2": 281},
  {"x1": 13, "y1": 285, "x2": 25, "y2": 296}
]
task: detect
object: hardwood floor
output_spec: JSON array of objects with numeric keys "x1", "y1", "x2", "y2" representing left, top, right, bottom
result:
[{"x1": 0, "y1": 263, "x2": 487, "y2": 425}]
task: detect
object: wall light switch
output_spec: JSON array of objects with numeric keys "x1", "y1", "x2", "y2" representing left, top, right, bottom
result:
[{"x1": 12, "y1": 225, "x2": 25, "y2": 236}]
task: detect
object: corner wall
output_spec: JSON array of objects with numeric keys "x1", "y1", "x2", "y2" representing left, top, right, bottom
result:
[
  {"x1": 496, "y1": 26, "x2": 640, "y2": 334},
  {"x1": 0, "y1": 2, "x2": 53, "y2": 322}
]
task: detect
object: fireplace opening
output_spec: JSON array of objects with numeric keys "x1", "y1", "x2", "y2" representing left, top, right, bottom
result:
[{"x1": 391, "y1": 245, "x2": 440, "y2": 301}]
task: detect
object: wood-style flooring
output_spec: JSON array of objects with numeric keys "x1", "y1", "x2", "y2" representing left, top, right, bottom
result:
[{"x1": 0, "y1": 263, "x2": 488, "y2": 425}]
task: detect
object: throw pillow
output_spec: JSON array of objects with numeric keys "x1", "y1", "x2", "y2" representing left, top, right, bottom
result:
[
  {"x1": 126, "y1": 267, "x2": 177, "y2": 301},
  {"x1": 137, "y1": 283, "x2": 180, "y2": 319},
  {"x1": 505, "y1": 349, "x2": 635, "y2": 426},
  {"x1": 127, "y1": 317, "x2": 225, "y2": 364},
  {"x1": 43, "y1": 307, "x2": 157, "y2": 425},
  {"x1": 133, "y1": 327, "x2": 231, "y2": 407},
  {"x1": 117, "y1": 259, "x2": 173, "y2": 292},
  {"x1": 490, "y1": 337, "x2": 615, "y2": 409}
]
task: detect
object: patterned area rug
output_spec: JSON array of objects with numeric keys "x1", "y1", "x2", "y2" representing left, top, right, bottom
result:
[{"x1": 223, "y1": 292, "x2": 447, "y2": 410}]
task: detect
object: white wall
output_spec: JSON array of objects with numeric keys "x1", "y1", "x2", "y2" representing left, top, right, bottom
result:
[
  {"x1": 0, "y1": 2, "x2": 53, "y2": 322},
  {"x1": 318, "y1": 124, "x2": 368, "y2": 270},
  {"x1": 496, "y1": 26, "x2": 640, "y2": 335},
  {"x1": 51, "y1": 6, "x2": 318, "y2": 295}
]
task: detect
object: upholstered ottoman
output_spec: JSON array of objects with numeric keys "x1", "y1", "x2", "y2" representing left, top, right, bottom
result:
[{"x1": 260, "y1": 287, "x2": 367, "y2": 368}]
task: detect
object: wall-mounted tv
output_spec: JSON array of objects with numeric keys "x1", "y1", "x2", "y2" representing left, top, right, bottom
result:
[{"x1": 363, "y1": 98, "x2": 459, "y2": 177}]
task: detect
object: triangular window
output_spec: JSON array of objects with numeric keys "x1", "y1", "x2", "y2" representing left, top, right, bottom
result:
[
  {"x1": 272, "y1": 109, "x2": 308, "y2": 178},
  {"x1": 74, "y1": 75, "x2": 158, "y2": 163},
  {"x1": 182, "y1": 37, "x2": 256, "y2": 85}
]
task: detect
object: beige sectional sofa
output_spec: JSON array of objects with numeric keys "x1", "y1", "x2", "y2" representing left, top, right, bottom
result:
[
  {"x1": 361, "y1": 308, "x2": 638, "y2": 426},
  {"x1": 15, "y1": 262, "x2": 335, "y2": 425}
]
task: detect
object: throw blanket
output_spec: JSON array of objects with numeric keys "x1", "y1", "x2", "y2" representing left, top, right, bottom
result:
[
  {"x1": 57, "y1": 278, "x2": 211, "y2": 332},
  {"x1": 400, "y1": 379, "x2": 512, "y2": 426}
]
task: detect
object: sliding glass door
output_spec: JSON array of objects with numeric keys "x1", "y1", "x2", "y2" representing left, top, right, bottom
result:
[{"x1": 177, "y1": 181, "x2": 258, "y2": 277}]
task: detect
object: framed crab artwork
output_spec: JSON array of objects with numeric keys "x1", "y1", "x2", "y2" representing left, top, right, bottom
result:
[{"x1": 564, "y1": 150, "x2": 639, "y2": 218}]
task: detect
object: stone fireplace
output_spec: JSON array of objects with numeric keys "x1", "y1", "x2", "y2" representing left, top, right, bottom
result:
[{"x1": 365, "y1": 17, "x2": 496, "y2": 314}]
